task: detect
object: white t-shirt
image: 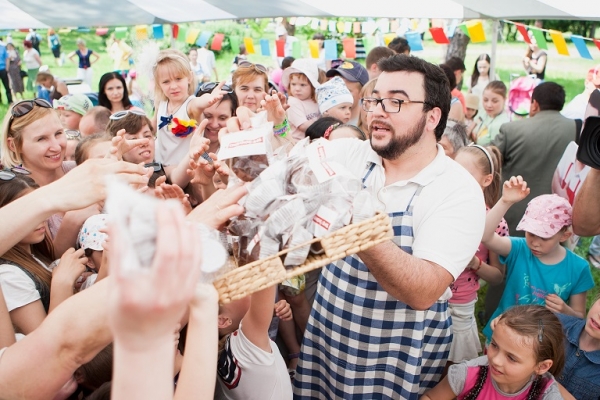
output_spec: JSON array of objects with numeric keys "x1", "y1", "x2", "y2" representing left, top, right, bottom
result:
[
  {"x1": 197, "y1": 48, "x2": 216, "y2": 80},
  {"x1": 286, "y1": 97, "x2": 320, "y2": 141},
  {"x1": 155, "y1": 95, "x2": 195, "y2": 166},
  {"x1": 319, "y1": 139, "x2": 486, "y2": 298},
  {"x1": 215, "y1": 325, "x2": 292, "y2": 400},
  {"x1": 23, "y1": 48, "x2": 41, "y2": 69},
  {"x1": 0, "y1": 256, "x2": 50, "y2": 311}
]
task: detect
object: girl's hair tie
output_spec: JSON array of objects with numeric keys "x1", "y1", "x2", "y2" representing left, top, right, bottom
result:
[
  {"x1": 323, "y1": 123, "x2": 340, "y2": 140},
  {"x1": 468, "y1": 143, "x2": 494, "y2": 176}
]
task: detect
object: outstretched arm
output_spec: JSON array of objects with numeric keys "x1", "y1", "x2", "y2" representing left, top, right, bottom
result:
[
  {"x1": 240, "y1": 285, "x2": 277, "y2": 352},
  {"x1": 482, "y1": 176, "x2": 530, "y2": 257}
]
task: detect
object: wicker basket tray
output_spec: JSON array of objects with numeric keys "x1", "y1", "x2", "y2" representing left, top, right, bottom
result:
[{"x1": 213, "y1": 212, "x2": 392, "y2": 304}]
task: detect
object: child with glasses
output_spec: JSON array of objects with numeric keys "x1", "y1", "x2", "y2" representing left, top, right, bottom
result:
[{"x1": 281, "y1": 59, "x2": 321, "y2": 140}]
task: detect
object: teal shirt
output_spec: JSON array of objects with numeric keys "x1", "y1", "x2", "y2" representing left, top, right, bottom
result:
[
  {"x1": 483, "y1": 237, "x2": 594, "y2": 340},
  {"x1": 474, "y1": 111, "x2": 510, "y2": 146}
]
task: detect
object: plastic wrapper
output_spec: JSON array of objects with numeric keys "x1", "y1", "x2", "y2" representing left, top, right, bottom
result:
[
  {"x1": 283, "y1": 225, "x2": 313, "y2": 267},
  {"x1": 352, "y1": 190, "x2": 377, "y2": 223},
  {"x1": 104, "y1": 179, "x2": 227, "y2": 281}
]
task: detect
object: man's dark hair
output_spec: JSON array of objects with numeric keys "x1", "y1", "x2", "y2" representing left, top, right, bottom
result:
[
  {"x1": 366, "y1": 46, "x2": 395, "y2": 69},
  {"x1": 388, "y1": 37, "x2": 410, "y2": 54},
  {"x1": 378, "y1": 55, "x2": 451, "y2": 140},
  {"x1": 445, "y1": 57, "x2": 466, "y2": 72},
  {"x1": 532, "y1": 82, "x2": 566, "y2": 111}
]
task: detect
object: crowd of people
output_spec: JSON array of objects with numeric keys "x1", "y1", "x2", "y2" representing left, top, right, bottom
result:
[{"x1": 0, "y1": 24, "x2": 599, "y2": 400}]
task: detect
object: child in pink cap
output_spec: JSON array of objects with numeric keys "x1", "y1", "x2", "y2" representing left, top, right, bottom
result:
[{"x1": 481, "y1": 176, "x2": 595, "y2": 341}]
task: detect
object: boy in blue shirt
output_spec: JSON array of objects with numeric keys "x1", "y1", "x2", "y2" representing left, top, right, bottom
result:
[{"x1": 481, "y1": 176, "x2": 594, "y2": 341}]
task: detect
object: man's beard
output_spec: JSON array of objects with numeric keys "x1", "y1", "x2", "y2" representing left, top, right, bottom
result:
[{"x1": 369, "y1": 115, "x2": 427, "y2": 160}]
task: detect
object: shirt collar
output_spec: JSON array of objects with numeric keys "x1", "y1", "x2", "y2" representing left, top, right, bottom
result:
[
  {"x1": 367, "y1": 144, "x2": 448, "y2": 187},
  {"x1": 566, "y1": 318, "x2": 600, "y2": 364}
]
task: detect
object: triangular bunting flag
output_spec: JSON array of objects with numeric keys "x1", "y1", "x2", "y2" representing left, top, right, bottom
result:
[
  {"x1": 324, "y1": 39, "x2": 337, "y2": 60},
  {"x1": 308, "y1": 40, "x2": 320, "y2": 58},
  {"x1": 197, "y1": 32, "x2": 212, "y2": 48},
  {"x1": 466, "y1": 21, "x2": 485, "y2": 43},
  {"x1": 114, "y1": 27, "x2": 128, "y2": 39},
  {"x1": 275, "y1": 40, "x2": 285, "y2": 57},
  {"x1": 516, "y1": 23, "x2": 531, "y2": 44},
  {"x1": 406, "y1": 32, "x2": 423, "y2": 51},
  {"x1": 292, "y1": 41, "x2": 302, "y2": 58},
  {"x1": 243, "y1": 37, "x2": 255, "y2": 54},
  {"x1": 171, "y1": 24, "x2": 179, "y2": 40},
  {"x1": 260, "y1": 39, "x2": 270, "y2": 56},
  {"x1": 152, "y1": 25, "x2": 164, "y2": 39},
  {"x1": 135, "y1": 25, "x2": 148, "y2": 40},
  {"x1": 186, "y1": 29, "x2": 200, "y2": 45},
  {"x1": 229, "y1": 36, "x2": 241, "y2": 55},
  {"x1": 530, "y1": 29, "x2": 548, "y2": 50}
]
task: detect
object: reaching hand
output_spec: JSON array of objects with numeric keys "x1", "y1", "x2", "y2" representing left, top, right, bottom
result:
[
  {"x1": 107, "y1": 129, "x2": 150, "y2": 161},
  {"x1": 187, "y1": 152, "x2": 219, "y2": 186},
  {"x1": 186, "y1": 184, "x2": 247, "y2": 230},
  {"x1": 108, "y1": 201, "x2": 203, "y2": 350},
  {"x1": 501, "y1": 176, "x2": 530, "y2": 205},
  {"x1": 274, "y1": 299, "x2": 293, "y2": 321},
  {"x1": 197, "y1": 81, "x2": 230, "y2": 110},
  {"x1": 154, "y1": 183, "x2": 193, "y2": 215},
  {"x1": 188, "y1": 119, "x2": 211, "y2": 160},
  {"x1": 52, "y1": 248, "x2": 88, "y2": 288},
  {"x1": 261, "y1": 90, "x2": 287, "y2": 126}
]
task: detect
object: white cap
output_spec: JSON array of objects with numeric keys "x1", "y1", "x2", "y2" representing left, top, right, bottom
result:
[{"x1": 282, "y1": 59, "x2": 321, "y2": 91}]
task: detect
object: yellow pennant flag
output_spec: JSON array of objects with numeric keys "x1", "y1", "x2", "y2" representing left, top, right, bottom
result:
[
  {"x1": 308, "y1": 40, "x2": 320, "y2": 58},
  {"x1": 185, "y1": 29, "x2": 200, "y2": 45},
  {"x1": 243, "y1": 37, "x2": 255, "y2": 54},
  {"x1": 383, "y1": 33, "x2": 397, "y2": 46},
  {"x1": 549, "y1": 30, "x2": 569, "y2": 56},
  {"x1": 336, "y1": 21, "x2": 345, "y2": 33},
  {"x1": 135, "y1": 25, "x2": 148, "y2": 40},
  {"x1": 466, "y1": 20, "x2": 486, "y2": 43}
]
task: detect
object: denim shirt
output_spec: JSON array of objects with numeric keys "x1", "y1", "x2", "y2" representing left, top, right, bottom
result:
[{"x1": 556, "y1": 313, "x2": 600, "y2": 400}]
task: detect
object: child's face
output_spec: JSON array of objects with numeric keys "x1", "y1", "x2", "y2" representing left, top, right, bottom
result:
[
  {"x1": 487, "y1": 322, "x2": 549, "y2": 393},
  {"x1": 466, "y1": 107, "x2": 478, "y2": 120},
  {"x1": 157, "y1": 66, "x2": 191, "y2": 104},
  {"x1": 584, "y1": 299, "x2": 600, "y2": 342},
  {"x1": 289, "y1": 75, "x2": 312, "y2": 101},
  {"x1": 328, "y1": 126, "x2": 361, "y2": 140},
  {"x1": 482, "y1": 89, "x2": 505, "y2": 118},
  {"x1": 524, "y1": 229, "x2": 569, "y2": 258},
  {"x1": 325, "y1": 103, "x2": 352, "y2": 124},
  {"x1": 123, "y1": 124, "x2": 155, "y2": 164},
  {"x1": 64, "y1": 139, "x2": 78, "y2": 162},
  {"x1": 59, "y1": 110, "x2": 83, "y2": 131}
]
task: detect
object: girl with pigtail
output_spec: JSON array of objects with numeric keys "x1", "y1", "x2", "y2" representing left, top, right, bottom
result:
[
  {"x1": 444, "y1": 144, "x2": 507, "y2": 366},
  {"x1": 422, "y1": 305, "x2": 565, "y2": 399}
]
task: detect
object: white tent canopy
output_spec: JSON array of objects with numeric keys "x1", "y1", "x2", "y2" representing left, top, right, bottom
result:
[{"x1": 2, "y1": 0, "x2": 599, "y2": 30}]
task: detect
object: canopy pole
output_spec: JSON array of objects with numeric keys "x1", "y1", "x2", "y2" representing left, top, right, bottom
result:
[{"x1": 490, "y1": 19, "x2": 499, "y2": 79}]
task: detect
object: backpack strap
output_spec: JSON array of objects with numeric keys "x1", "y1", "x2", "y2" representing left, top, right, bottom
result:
[{"x1": 0, "y1": 258, "x2": 51, "y2": 313}]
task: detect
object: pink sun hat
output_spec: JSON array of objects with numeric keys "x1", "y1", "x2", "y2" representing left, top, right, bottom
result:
[{"x1": 516, "y1": 194, "x2": 572, "y2": 238}]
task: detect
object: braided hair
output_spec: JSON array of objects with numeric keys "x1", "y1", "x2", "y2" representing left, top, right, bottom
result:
[{"x1": 462, "y1": 365, "x2": 487, "y2": 400}]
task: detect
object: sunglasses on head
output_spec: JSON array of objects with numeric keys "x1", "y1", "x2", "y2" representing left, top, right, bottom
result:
[
  {"x1": 199, "y1": 82, "x2": 233, "y2": 93},
  {"x1": 64, "y1": 129, "x2": 81, "y2": 140},
  {"x1": 10, "y1": 99, "x2": 52, "y2": 119},
  {"x1": 238, "y1": 61, "x2": 268, "y2": 74},
  {"x1": 109, "y1": 109, "x2": 147, "y2": 121},
  {"x1": 0, "y1": 166, "x2": 31, "y2": 181}
]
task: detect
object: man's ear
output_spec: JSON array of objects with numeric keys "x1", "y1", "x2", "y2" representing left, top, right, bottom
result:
[
  {"x1": 530, "y1": 99, "x2": 540, "y2": 115},
  {"x1": 535, "y1": 359, "x2": 553, "y2": 376}
]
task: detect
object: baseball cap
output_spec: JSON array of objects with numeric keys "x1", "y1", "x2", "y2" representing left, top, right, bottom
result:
[
  {"x1": 326, "y1": 60, "x2": 369, "y2": 87},
  {"x1": 53, "y1": 94, "x2": 93, "y2": 116},
  {"x1": 282, "y1": 59, "x2": 321, "y2": 91},
  {"x1": 516, "y1": 194, "x2": 572, "y2": 239}
]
